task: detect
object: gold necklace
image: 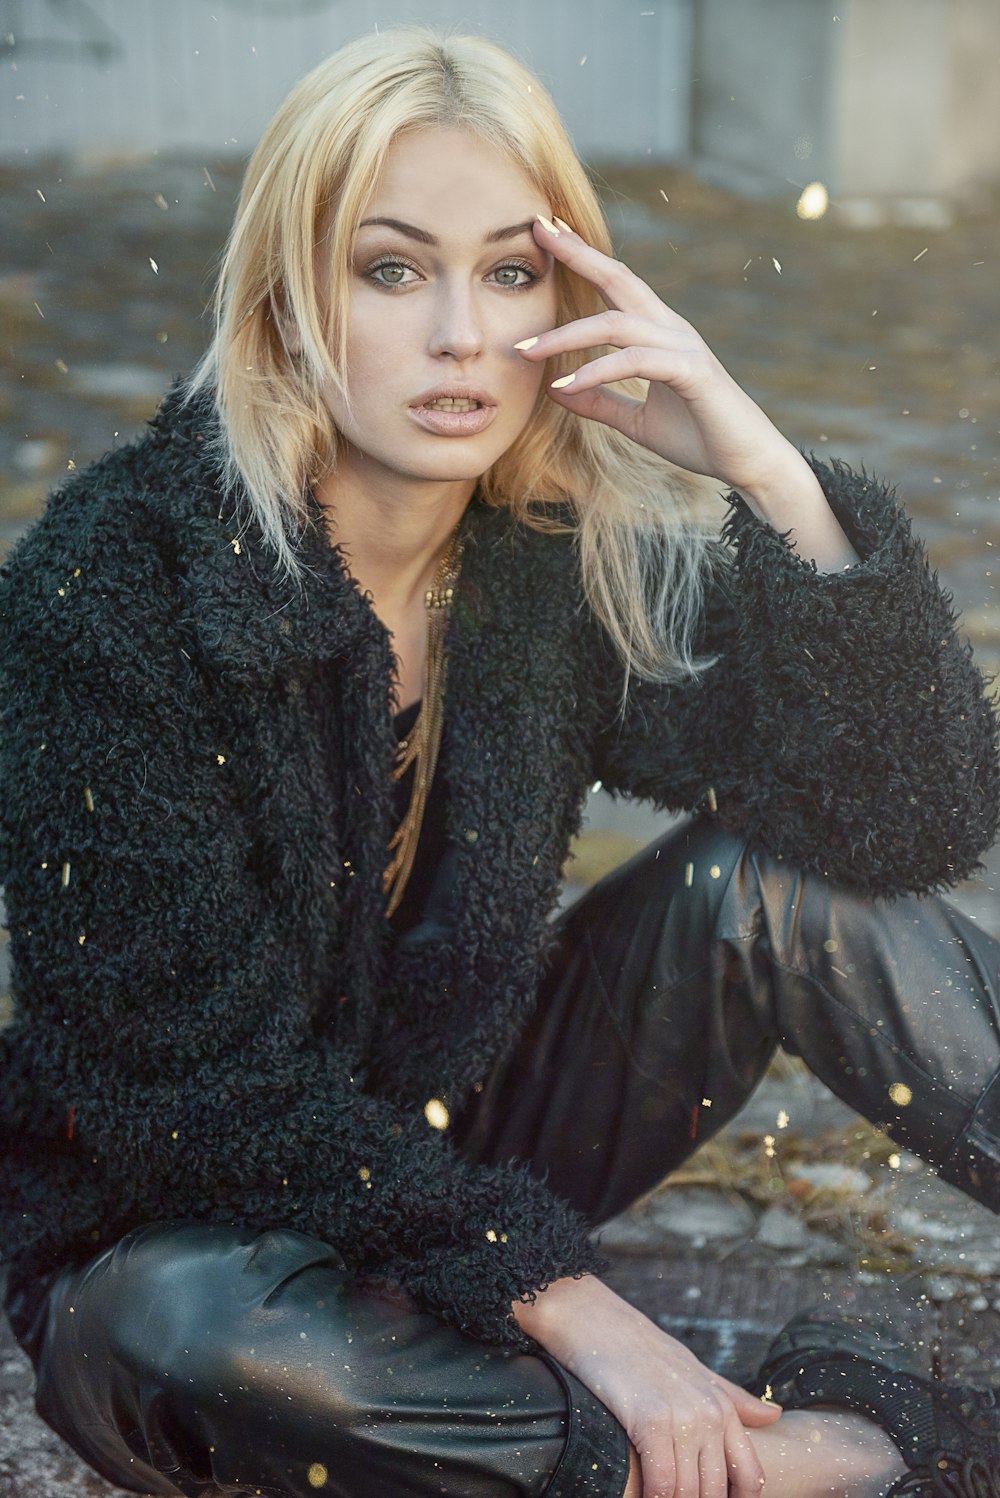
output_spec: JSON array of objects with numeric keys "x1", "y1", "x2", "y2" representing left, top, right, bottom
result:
[{"x1": 383, "y1": 524, "x2": 464, "y2": 919}]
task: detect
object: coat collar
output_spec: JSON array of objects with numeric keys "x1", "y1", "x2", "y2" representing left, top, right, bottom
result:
[{"x1": 143, "y1": 383, "x2": 508, "y2": 685}]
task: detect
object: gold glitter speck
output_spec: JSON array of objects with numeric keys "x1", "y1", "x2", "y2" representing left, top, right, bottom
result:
[
  {"x1": 485, "y1": 1229, "x2": 498, "y2": 1242},
  {"x1": 231, "y1": 538, "x2": 242, "y2": 555},
  {"x1": 84, "y1": 787, "x2": 94, "y2": 812},
  {"x1": 61, "y1": 861, "x2": 71, "y2": 886},
  {"x1": 358, "y1": 1166, "x2": 370, "y2": 1181},
  {"x1": 709, "y1": 865, "x2": 721, "y2": 879},
  {"x1": 216, "y1": 754, "x2": 226, "y2": 765},
  {"x1": 307, "y1": 1463, "x2": 328, "y2": 1488},
  {"x1": 889, "y1": 1082, "x2": 913, "y2": 1107},
  {"x1": 78, "y1": 933, "x2": 86, "y2": 945},
  {"x1": 424, "y1": 1098, "x2": 450, "y2": 1130}
]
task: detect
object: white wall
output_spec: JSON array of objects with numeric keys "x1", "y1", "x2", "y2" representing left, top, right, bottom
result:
[{"x1": 1, "y1": 0, "x2": 693, "y2": 163}]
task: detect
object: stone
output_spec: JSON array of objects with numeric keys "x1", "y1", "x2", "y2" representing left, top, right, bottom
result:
[
  {"x1": 788, "y1": 1162, "x2": 872, "y2": 1196},
  {"x1": 646, "y1": 1187, "x2": 757, "y2": 1243}
]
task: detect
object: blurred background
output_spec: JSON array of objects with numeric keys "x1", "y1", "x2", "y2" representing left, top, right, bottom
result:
[{"x1": 1, "y1": 8, "x2": 999, "y2": 1487}]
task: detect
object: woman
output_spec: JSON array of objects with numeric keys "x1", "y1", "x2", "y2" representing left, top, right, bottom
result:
[{"x1": 1, "y1": 25, "x2": 998, "y2": 1498}]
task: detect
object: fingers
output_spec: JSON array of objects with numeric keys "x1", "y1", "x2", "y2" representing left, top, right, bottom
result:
[
  {"x1": 723, "y1": 1411, "x2": 769, "y2": 1498},
  {"x1": 712, "y1": 1374, "x2": 784, "y2": 1427},
  {"x1": 514, "y1": 307, "x2": 692, "y2": 362},
  {"x1": 546, "y1": 345, "x2": 701, "y2": 400},
  {"x1": 532, "y1": 213, "x2": 665, "y2": 316}
]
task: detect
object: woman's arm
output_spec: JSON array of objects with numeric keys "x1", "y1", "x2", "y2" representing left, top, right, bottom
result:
[
  {"x1": 512, "y1": 1275, "x2": 781, "y2": 1498},
  {"x1": 0, "y1": 472, "x2": 602, "y2": 1349},
  {"x1": 590, "y1": 454, "x2": 1000, "y2": 899}
]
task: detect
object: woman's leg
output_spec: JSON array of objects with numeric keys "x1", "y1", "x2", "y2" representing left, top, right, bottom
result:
[
  {"x1": 452, "y1": 815, "x2": 999, "y2": 1224},
  {"x1": 452, "y1": 816, "x2": 999, "y2": 1495},
  {"x1": 13, "y1": 1221, "x2": 630, "y2": 1498}
]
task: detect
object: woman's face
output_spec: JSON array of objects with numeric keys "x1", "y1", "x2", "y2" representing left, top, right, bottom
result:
[{"x1": 322, "y1": 126, "x2": 560, "y2": 492}]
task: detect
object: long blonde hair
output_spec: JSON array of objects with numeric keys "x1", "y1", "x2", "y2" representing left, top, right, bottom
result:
[{"x1": 188, "y1": 24, "x2": 723, "y2": 681}]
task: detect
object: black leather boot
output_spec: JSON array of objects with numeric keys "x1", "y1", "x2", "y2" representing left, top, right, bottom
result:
[{"x1": 749, "y1": 1310, "x2": 1000, "y2": 1497}]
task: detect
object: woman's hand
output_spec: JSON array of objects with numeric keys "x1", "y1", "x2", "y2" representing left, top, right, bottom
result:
[
  {"x1": 516, "y1": 214, "x2": 799, "y2": 500},
  {"x1": 513, "y1": 1274, "x2": 781, "y2": 1498},
  {"x1": 517, "y1": 213, "x2": 859, "y2": 571}
]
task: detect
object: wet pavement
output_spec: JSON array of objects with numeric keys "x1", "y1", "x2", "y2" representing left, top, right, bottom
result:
[{"x1": 0, "y1": 157, "x2": 998, "y2": 1493}]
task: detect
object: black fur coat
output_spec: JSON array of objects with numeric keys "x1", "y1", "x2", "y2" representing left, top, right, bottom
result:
[{"x1": 1, "y1": 388, "x2": 997, "y2": 1348}]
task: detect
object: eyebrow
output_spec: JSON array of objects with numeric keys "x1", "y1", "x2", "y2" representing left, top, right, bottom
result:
[{"x1": 357, "y1": 216, "x2": 537, "y2": 246}]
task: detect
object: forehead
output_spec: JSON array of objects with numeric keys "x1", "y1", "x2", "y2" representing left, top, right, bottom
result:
[{"x1": 358, "y1": 126, "x2": 543, "y2": 232}]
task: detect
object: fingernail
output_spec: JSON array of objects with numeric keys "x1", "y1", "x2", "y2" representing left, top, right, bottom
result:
[
  {"x1": 513, "y1": 336, "x2": 539, "y2": 350},
  {"x1": 761, "y1": 1397, "x2": 782, "y2": 1409},
  {"x1": 550, "y1": 373, "x2": 575, "y2": 388},
  {"x1": 535, "y1": 214, "x2": 560, "y2": 236},
  {"x1": 553, "y1": 216, "x2": 574, "y2": 234}
]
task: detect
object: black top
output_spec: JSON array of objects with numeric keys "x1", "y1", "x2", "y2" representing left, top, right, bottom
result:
[{"x1": 389, "y1": 699, "x2": 457, "y2": 941}]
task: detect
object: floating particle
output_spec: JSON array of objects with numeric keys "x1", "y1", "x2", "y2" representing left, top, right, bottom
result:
[
  {"x1": 706, "y1": 786, "x2": 718, "y2": 812},
  {"x1": 709, "y1": 864, "x2": 721, "y2": 879},
  {"x1": 888, "y1": 1153, "x2": 901, "y2": 1169},
  {"x1": 67, "y1": 459, "x2": 76, "y2": 470},
  {"x1": 763, "y1": 1133, "x2": 776, "y2": 1158},
  {"x1": 823, "y1": 939, "x2": 838, "y2": 953},
  {"x1": 34, "y1": 301, "x2": 44, "y2": 319},
  {"x1": 78, "y1": 932, "x2": 86, "y2": 945},
  {"x1": 777, "y1": 1109, "x2": 789, "y2": 1129},
  {"x1": 307, "y1": 1463, "x2": 328, "y2": 1488},
  {"x1": 424, "y1": 1098, "x2": 449, "y2": 1130},
  {"x1": 61, "y1": 861, "x2": 71, "y2": 887},
  {"x1": 36, "y1": 188, "x2": 46, "y2": 202},
  {"x1": 772, "y1": 258, "x2": 782, "y2": 275},
  {"x1": 149, "y1": 258, "x2": 159, "y2": 274},
  {"x1": 152, "y1": 192, "x2": 168, "y2": 211},
  {"x1": 684, "y1": 862, "x2": 694, "y2": 887},
  {"x1": 84, "y1": 786, "x2": 94, "y2": 812},
  {"x1": 888, "y1": 1082, "x2": 913, "y2": 1107},
  {"x1": 578, "y1": 54, "x2": 587, "y2": 66},
  {"x1": 231, "y1": 537, "x2": 242, "y2": 555},
  {"x1": 913, "y1": 247, "x2": 929, "y2": 262},
  {"x1": 216, "y1": 754, "x2": 226, "y2": 765},
  {"x1": 796, "y1": 182, "x2": 828, "y2": 220},
  {"x1": 590, "y1": 779, "x2": 603, "y2": 793},
  {"x1": 203, "y1": 167, "x2": 217, "y2": 192},
  {"x1": 358, "y1": 1166, "x2": 370, "y2": 1181},
  {"x1": 171, "y1": 1130, "x2": 179, "y2": 1140},
  {"x1": 701, "y1": 1098, "x2": 712, "y2": 1108},
  {"x1": 485, "y1": 1228, "x2": 498, "y2": 1242},
  {"x1": 54, "y1": 358, "x2": 68, "y2": 374},
  {"x1": 659, "y1": 189, "x2": 669, "y2": 203}
]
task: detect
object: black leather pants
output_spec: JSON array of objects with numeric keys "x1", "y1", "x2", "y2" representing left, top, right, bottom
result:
[{"x1": 10, "y1": 819, "x2": 1000, "y2": 1498}]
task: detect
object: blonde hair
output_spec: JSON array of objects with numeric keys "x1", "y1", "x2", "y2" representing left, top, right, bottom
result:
[{"x1": 188, "y1": 24, "x2": 723, "y2": 682}]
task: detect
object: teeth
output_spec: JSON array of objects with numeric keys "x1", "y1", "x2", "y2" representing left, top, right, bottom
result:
[{"x1": 424, "y1": 397, "x2": 482, "y2": 411}]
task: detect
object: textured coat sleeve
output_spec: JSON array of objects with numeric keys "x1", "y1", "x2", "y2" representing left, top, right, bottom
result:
[
  {"x1": 0, "y1": 475, "x2": 605, "y2": 1350},
  {"x1": 592, "y1": 454, "x2": 1000, "y2": 897}
]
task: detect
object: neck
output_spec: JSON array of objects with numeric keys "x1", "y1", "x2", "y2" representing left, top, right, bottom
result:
[{"x1": 314, "y1": 453, "x2": 475, "y2": 611}]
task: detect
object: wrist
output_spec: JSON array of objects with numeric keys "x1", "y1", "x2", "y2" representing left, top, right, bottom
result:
[{"x1": 733, "y1": 448, "x2": 825, "y2": 525}]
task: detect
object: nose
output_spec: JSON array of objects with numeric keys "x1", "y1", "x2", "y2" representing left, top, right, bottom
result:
[{"x1": 426, "y1": 279, "x2": 485, "y2": 362}]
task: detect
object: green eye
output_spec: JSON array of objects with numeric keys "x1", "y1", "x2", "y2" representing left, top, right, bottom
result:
[
  {"x1": 371, "y1": 261, "x2": 410, "y2": 285},
  {"x1": 490, "y1": 262, "x2": 537, "y2": 290}
]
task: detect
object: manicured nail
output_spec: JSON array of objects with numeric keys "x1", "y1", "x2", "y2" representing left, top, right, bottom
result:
[
  {"x1": 535, "y1": 214, "x2": 560, "y2": 236},
  {"x1": 553, "y1": 216, "x2": 574, "y2": 234},
  {"x1": 513, "y1": 336, "x2": 539, "y2": 350},
  {"x1": 550, "y1": 373, "x2": 576, "y2": 389}
]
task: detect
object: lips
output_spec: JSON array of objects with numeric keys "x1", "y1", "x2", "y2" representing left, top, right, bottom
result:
[
  {"x1": 407, "y1": 394, "x2": 498, "y2": 438},
  {"x1": 410, "y1": 385, "x2": 496, "y2": 410}
]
